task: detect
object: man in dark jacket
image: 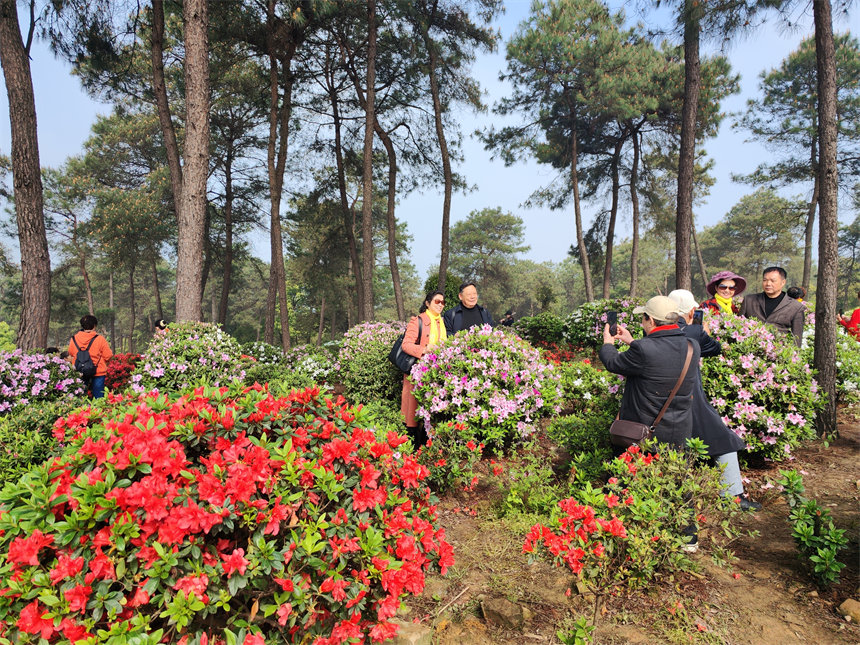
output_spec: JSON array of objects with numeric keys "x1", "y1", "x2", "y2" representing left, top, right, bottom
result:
[
  {"x1": 740, "y1": 266, "x2": 805, "y2": 347},
  {"x1": 599, "y1": 296, "x2": 700, "y2": 449},
  {"x1": 443, "y1": 282, "x2": 494, "y2": 336}
]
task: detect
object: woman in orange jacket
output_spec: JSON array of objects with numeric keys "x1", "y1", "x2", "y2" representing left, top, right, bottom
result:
[{"x1": 400, "y1": 290, "x2": 447, "y2": 446}]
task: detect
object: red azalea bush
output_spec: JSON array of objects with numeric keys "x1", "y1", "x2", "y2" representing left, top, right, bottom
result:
[
  {"x1": 526, "y1": 442, "x2": 741, "y2": 590},
  {"x1": 104, "y1": 353, "x2": 140, "y2": 392},
  {"x1": 0, "y1": 384, "x2": 452, "y2": 644}
]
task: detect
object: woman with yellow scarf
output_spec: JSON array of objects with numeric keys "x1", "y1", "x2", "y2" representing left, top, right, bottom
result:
[
  {"x1": 700, "y1": 271, "x2": 747, "y2": 315},
  {"x1": 400, "y1": 290, "x2": 447, "y2": 446}
]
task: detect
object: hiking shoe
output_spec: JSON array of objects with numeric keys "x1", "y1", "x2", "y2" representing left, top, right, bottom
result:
[
  {"x1": 682, "y1": 536, "x2": 698, "y2": 554},
  {"x1": 739, "y1": 495, "x2": 762, "y2": 512}
]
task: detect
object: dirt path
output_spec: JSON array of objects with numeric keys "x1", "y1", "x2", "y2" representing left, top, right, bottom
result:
[{"x1": 408, "y1": 408, "x2": 860, "y2": 644}]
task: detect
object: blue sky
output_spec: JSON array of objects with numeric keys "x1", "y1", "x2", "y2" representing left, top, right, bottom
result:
[{"x1": 0, "y1": 1, "x2": 857, "y2": 277}]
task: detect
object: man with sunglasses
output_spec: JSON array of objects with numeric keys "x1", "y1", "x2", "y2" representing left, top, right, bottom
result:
[{"x1": 740, "y1": 266, "x2": 805, "y2": 347}]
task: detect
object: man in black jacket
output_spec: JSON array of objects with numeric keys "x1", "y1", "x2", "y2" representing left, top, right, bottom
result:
[
  {"x1": 443, "y1": 282, "x2": 494, "y2": 336},
  {"x1": 599, "y1": 296, "x2": 700, "y2": 449}
]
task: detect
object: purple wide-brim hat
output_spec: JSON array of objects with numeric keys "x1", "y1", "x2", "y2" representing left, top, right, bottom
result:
[{"x1": 706, "y1": 271, "x2": 747, "y2": 297}]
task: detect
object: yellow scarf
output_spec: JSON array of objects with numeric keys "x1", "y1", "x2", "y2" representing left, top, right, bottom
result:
[
  {"x1": 426, "y1": 310, "x2": 447, "y2": 346},
  {"x1": 714, "y1": 292, "x2": 734, "y2": 314}
]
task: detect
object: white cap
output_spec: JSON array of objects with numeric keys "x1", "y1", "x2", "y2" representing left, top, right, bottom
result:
[{"x1": 668, "y1": 289, "x2": 699, "y2": 315}]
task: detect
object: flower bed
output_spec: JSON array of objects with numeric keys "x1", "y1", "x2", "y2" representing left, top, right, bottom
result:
[
  {"x1": 0, "y1": 384, "x2": 452, "y2": 642},
  {"x1": 0, "y1": 350, "x2": 85, "y2": 413},
  {"x1": 702, "y1": 314, "x2": 823, "y2": 459},
  {"x1": 337, "y1": 322, "x2": 406, "y2": 405},
  {"x1": 130, "y1": 321, "x2": 247, "y2": 393},
  {"x1": 410, "y1": 325, "x2": 561, "y2": 447},
  {"x1": 563, "y1": 298, "x2": 645, "y2": 349}
]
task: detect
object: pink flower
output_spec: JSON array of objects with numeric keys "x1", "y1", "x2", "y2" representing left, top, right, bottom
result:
[{"x1": 221, "y1": 548, "x2": 249, "y2": 577}]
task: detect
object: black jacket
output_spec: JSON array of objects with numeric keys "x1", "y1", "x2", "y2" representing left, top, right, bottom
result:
[
  {"x1": 678, "y1": 320, "x2": 745, "y2": 456},
  {"x1": 599, "y1": 326, "x2": 700, "y2": 448},
  {"x1": 443, "y1": 303, "x2": 494, "y2": 336}
]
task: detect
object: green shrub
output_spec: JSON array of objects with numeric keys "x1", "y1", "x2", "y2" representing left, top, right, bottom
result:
[
  {"x1": 131, "y1": 321, "x2": 248, "y2": 393},
  {"x1": 0, "y1": 384, "x2": 452, "y2": 642},
  {"x1": 702, "y1": 314, "x2": 823, "y2": 459},
  {"x1": 358, "y1": 400, "x2": 405, "y2": 439},
  {"x1": 514, "y1": 312, "x2": 566, "y2": 345},
  {"x1": 0, "y1": 399, "x2": 80, "y2": 482},
  {"x1": 557, "y1": 360, "x2": 622, "y2": 417},
  {"x1": 833, "y1": 328, "x2": 860, "y2": 404},
  {"x1": 0, "y1": 322, "x2": 14, "y2": 352},
  {"x1": 547, "y1": 415, "x2": 613, "y2": 483},
  {"x1": 283, "y1": 344, "x2": 337, "y2": 384},
  {"x1": 337, "y1": 321, "x2": 406, "y2": 406},
  {"x1": 563, "y1": 298, "x2": 645, "y2": 349},
  {"x1": 243, "y1": 361, "x2": 317, "y2": 391},
  {"x1": 777, "y1": 469, "x2": 848, "y2": 586},
  {"x1": 528, "y1": 440, "x2": 740, "y2": 590},
  {"x1": 415, "y1": 421, "x2": 484, "y2": 493}
]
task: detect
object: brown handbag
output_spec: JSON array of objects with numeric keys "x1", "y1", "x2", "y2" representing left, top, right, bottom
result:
[{"x1": 609, "y1": 341, "x2": 694, "y2": 448}]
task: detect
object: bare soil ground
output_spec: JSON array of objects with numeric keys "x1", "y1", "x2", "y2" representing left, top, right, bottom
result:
[{"x1": 406, "y1": 407, "x2": 860, "y2": 645}]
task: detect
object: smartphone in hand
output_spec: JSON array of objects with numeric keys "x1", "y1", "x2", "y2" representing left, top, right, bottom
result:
[
  {"x1": 607, "y1": 310, "x2": 618, "y2": 335},
  {"x1": 692, "y1": 309, "x2": 704, "y2": 325}
]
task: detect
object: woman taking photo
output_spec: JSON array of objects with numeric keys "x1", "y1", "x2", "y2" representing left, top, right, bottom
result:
[{"x1": 401, "y1": 290, "x2": 447, "y2": 446}]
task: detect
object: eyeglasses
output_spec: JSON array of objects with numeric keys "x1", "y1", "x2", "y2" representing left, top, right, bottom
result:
[
  {"x1": 717, "y1": 284, "x2": 736, "y2": 291},
  {"x1": 432, "y1": 299, "x2": 445, "y2": 305}
]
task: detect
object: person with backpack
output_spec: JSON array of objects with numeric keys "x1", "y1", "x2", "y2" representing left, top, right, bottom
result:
[{"x1": 68, "y1": 314, "x2": 113, "y2": 398}]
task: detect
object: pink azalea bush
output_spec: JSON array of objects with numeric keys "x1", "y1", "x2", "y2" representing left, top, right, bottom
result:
[
  {"x1": 0, "y1": 384, "x2": 452, "y2": 643},
  {"x1": 0, "y1": 350, "x2": 85, "y2": 413},
  {"x1": 702, "y1": 315, "x2": 823, "y2": 459},
  {"x1": 410, "y1": 325, "x2": 561, "y2": 447},
  {"x1": 130, "y1": 322, "x2": 247, "y2": 393}
]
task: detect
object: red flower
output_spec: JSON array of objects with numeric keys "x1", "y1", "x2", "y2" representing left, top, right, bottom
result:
[
  {"x1": 17, "y1": 600, "x2": 55, "y2": 638},
  {"x1": 49, "y1": 553, "x2": 84, "y2": 584},
  {"x1": 7, "y1": 529, "x2": 54, "y2": 566},
  {"x1": 221, "y1": 548, "x2": 249, "y2": 578},
  {"x1": 174, "y1": 574, "x2": 209, "y2": 598},
  {"x1": 65, "y1": 583, "x2": 92, "y2": 612},
  {"x1": 369, "y1": 621, "x2": 399, "y2": 642},
  {"x1": 352, "y1": 487, "x2": 387, "y2": 512},
  {"x1": 243, "y1": 634, "x2": 265, "y2": 645},
  {"x1": 277, "y1": 602, "x2": 292, "y2": 625}
]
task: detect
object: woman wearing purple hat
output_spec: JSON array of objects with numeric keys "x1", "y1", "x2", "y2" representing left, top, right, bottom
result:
[{"x1": 700, "y1": 271, "x2": 747, "y2": 315}]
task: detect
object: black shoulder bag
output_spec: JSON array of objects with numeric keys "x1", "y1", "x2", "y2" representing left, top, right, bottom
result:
[
  {"x1": 389, "y1": 316, "x2": 424, "y2": 374},
  {"x1": 609, "y1": 340, "x2": 694, "y2": 448}
]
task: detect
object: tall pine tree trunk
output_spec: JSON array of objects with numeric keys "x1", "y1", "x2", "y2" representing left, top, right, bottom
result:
[
  {"x1": 316, "y1": 295, "x2": 326, "y2": 347},
  {"x1": 377, "y1": 125, "x2": 405, "y2": 320},
  {"x1": 218, "y1": 152, "x2": 234, "y2": 325},
  {"x1": 802, "y1": 173, "x2": 820, "y2": 292},
  {"x1": 569, "y1": 119, "x2": 593, "y2": 301},
  {"x1": 359, "y1": 0, "x2": 377, "y2": 321},
  {"x1": 109, "y1": 272, "x2": 115, "y2": 347},
  {"x1": 128, "y1": 266, "x2": 136, "y2": 354},
  {"x1": 0, "y1": 0, "x2": 50, "y2": 349},
  {"x1": 629, "y1": 129, "x2": 641, "y2": 297},
  {"x1": 676, "y1": 0, "x2": 701, "y2": 291},
  {"x1": 602, "y1": 137, "x2": 623, "y2": 298},
  {"x1": 151, "y1": 256, "x2": 163, "y2": 320},
  {"x1": 812, "y1": 0, "x2": 838, "y2": 436},
  {"x1": 175, "y1": 0, "x2": 209, "y2": 321},
  {"x1": 692, "y1": 223, "x2": 709, "y2": 293},
  {"x1": 264, "y1": 1, "x2": 296, "y2": 350},
  {"x1": 419, "y1": 10, "x2": 453, "y2": 292},
  {"x1": 329, "y1": 69, "x2": 364, "y2": 319}
]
